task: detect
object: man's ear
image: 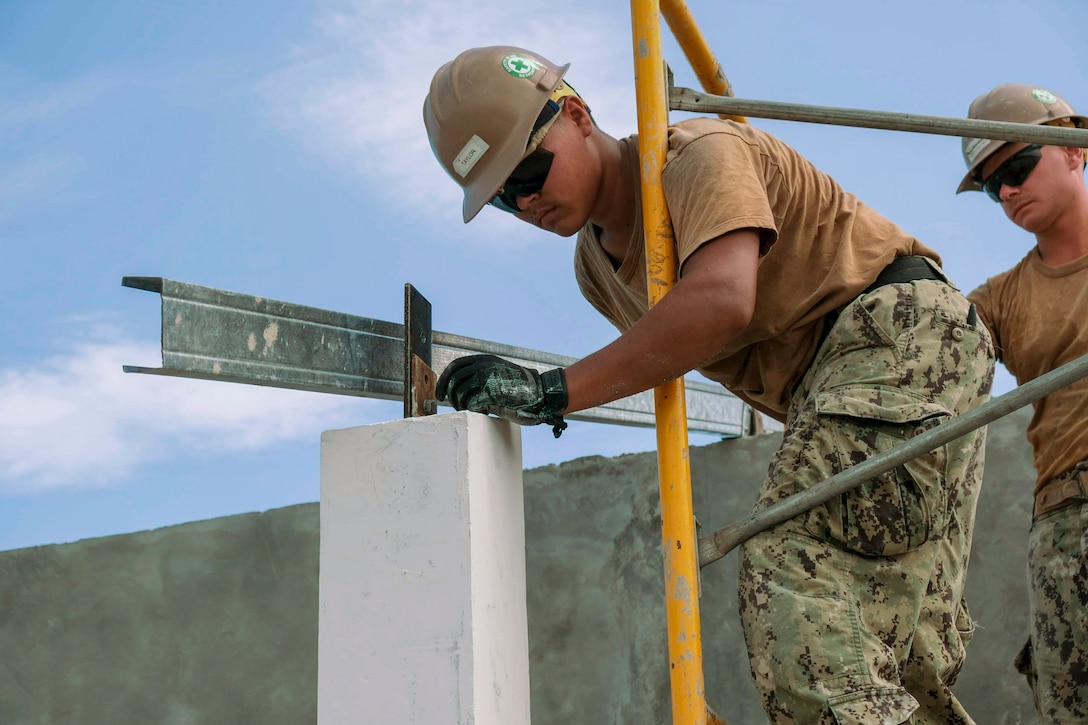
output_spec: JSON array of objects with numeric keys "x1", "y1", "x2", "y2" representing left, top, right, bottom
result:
[
  {"x1": 1060, "y1": 144, "x2": 1087, "y2": 170},
  {"x1": 563, "y1": 97, "x2": 594, "y2": 135}
]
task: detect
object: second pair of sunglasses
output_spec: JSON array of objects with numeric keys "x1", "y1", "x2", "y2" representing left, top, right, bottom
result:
[{"x1": 981, "y1": 144, "x2": 1043, "y2": 202}]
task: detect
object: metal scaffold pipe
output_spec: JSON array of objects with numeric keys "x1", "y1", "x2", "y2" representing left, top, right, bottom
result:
[
  {"x1": 671, "y1": 88, "x2": 1088, "y2": 146},
  {"x1": 699, "y1": 352, "x2": 1088, "y2": 567}
]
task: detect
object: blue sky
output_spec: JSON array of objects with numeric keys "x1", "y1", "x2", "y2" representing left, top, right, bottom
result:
[{"x1": 2, "y1": 0, "x2": 1085, "y2": 551}]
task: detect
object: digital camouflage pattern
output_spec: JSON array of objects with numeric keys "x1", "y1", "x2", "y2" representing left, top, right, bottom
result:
[
  {"x1": 737, "y1": 278, "x2": 995, "y2": 724},
  {"x1": 1018, "y1": 496, "x2": 1088, "y2": 722}
]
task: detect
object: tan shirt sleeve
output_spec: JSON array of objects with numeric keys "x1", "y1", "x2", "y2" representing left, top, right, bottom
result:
[{"x1": 663, "y1": 127, "x2": 778, "y2": 270}]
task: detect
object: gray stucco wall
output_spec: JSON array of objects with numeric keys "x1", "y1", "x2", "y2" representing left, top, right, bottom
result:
[
  {"x1": 0, "y1": 408, "x2": 1037, "y2": 724},
  {"x1": 0, "y1": 505, "x2": 319, "y2": 725}
]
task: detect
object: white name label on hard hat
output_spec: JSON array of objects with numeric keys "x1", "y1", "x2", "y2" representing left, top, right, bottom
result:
[
  {"x1": 964, "y1": 136, "x2": 989, "y2": 165},
  {"x1": 453, "y1": 135, "x2": 489, "y2": 178}
]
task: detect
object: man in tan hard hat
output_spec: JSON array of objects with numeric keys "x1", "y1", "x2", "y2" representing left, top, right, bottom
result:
[
  {"x1": 956, "y1": 83, "x2": 1088, "y2": 722},
  {"x1": 426, "y1": 46, "x2": 995, "y2": 722}
]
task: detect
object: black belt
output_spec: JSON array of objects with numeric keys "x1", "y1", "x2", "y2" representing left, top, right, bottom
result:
[{"x1": 861, "y1": 255, "x2": 945, "y2": 296}]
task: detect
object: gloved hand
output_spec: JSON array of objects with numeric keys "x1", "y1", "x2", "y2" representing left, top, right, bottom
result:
[{"x1": 436, "y1": 354, "x2": 569, "y2": 438}]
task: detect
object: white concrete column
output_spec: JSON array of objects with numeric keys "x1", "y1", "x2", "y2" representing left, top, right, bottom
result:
[{"x1": 318, "y1": 411, "x2": 530, "y2": 725}]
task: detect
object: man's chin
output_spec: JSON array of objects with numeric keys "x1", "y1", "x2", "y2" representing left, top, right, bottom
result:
[
  {"x1": 535, "y1": 215, "x2": 581, "y2": 237},
  {"x1": 1008, "y1": 203, "x2": 1039, "y2": 232}
]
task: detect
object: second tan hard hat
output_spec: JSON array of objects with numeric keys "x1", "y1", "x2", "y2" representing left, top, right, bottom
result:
[
  {"x1": 957, "y1": 83, "x2": 1087, "y2": 193},
  {"x1": 423, "y1": 46, "x2": 570, "y2": 222}
]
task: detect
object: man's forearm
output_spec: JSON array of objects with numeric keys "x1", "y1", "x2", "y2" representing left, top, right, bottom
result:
[{"x1": 561, "y1": 280, "x2": 750, "y2": 413}]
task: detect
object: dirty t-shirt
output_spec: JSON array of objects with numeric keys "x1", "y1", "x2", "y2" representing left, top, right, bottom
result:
[
  {"x1": 969, "y1": 248, "x2": 1088, "y2": 490},
  {"x1": 574, "y1": 117, "x2": 940, "y2": 420}
]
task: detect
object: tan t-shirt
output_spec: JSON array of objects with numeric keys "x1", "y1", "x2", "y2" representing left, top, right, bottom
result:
[
  {"x1": 968, "y1": 249, "x2": 1088, "y2": 491},
  {"x1": 575, "y1": 118, "x2": 940, "y2": 420}
]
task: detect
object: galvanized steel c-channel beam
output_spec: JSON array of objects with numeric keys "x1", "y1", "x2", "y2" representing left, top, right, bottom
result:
[{"x1": 122, "y1": 277, "x2": 753, "y2": 437}]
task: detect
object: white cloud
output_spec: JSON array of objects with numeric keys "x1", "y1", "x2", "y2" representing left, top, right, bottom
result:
[
  {"x1": 0, "y1": 334, "x2": 371, "y2": 493},
  {"x1": 261, "y1": 0, "x2": 641, "y2": 237}
]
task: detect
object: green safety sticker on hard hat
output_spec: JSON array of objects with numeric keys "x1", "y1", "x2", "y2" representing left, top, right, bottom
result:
[
  {"x1": 502, "y1": 54, "x2": 539, "y2": 79},
  {"x1": 1032, "y1": 88, "x2": 1058, "y2": 105}
]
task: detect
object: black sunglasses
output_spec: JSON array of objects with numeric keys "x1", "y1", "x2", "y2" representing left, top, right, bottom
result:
[
  {"x1": 490, "y1": 100, "x2": 561, "y2": 214},
  {"x1": 980, "y1": 144, "x2": 1043, "y2": 202},
  {"x1": 490, "y1": 148, "x2": 555, "y2": 214}
]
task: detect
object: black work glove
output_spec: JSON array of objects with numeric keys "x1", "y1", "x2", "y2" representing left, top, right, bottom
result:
[{"x1": 436, "y1": 354, "x2": 569, "y2": 438}]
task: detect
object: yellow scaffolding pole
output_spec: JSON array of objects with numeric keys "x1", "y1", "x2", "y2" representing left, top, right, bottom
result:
[
  {"x1": 629, "y1": 2, "x2": 707, "y2": 724},
  {"x1": 660, "y1": 0, "x2": 744, "y2": 122},
  {"x1": 630, "y1": 1, "x2": 738, "y2": 723}
]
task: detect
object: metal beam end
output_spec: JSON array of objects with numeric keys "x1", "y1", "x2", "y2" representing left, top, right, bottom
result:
[{"x1": 122, "y1": 277, "x2": 164, "y2": 293}]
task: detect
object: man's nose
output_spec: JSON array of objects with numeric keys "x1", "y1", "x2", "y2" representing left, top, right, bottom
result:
[{"x1": 516, "y1": 191, "x2": 540, "y2": 212}]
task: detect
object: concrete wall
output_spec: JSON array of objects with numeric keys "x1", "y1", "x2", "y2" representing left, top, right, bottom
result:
[
  {"x1": 0, "y1": 504, "x2": 319, "y2": 725},
  {"x1": 0, "y1": 408, "x2": 1036, "y2": 724}
]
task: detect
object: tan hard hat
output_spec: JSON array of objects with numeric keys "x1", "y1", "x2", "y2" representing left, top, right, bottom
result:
[
  {"x1": 424, "y1": 46, "x2": 570, "y2": 222},
  {"x1": 957, "y1": 83, "x2": 1088, "y2": 193}
]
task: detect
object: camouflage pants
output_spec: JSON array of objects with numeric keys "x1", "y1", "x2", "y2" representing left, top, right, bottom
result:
[
  {"x1": 1016, "y1": 498, "x2": 1088, "y2": 722},
  {"x1": 738, "y1": 279, "x2": 995, "y2": 724}
]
